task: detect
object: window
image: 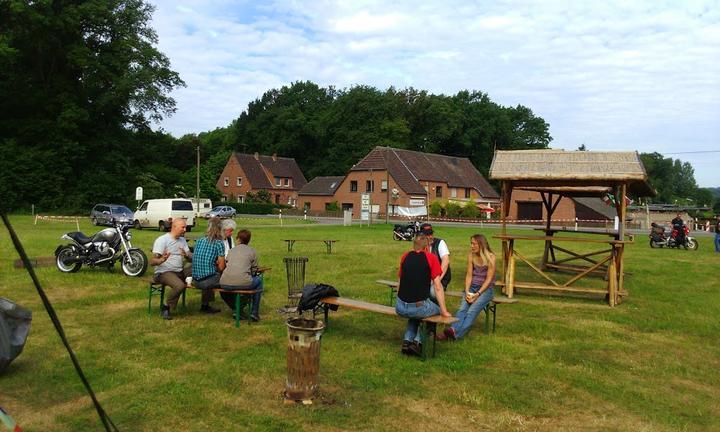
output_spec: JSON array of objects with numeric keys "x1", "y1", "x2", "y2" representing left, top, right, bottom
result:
[
  {"x1": 172, "y1": 200, "x2": 193, "y2": 211},
  {"x1": 465, "y1": 188, "x2": 471, "y2": 198},
  {"x1": 366, "y1": 180, "x2": 374, "y2": 192},
  {"x1": 138, "y1": 202, "x2": 148, "y2": 211},
  {"x1": 451, "y1": 188, "x2": 457, "y2": 198},
  {"x1": 223, "y1": 177, "x2": 229, "y2": 187},
  {"x1": 275, "y1": 177, "x2": 282, "y2": 187},
  {"x1": 238, "y1": 196, "x2": 243, "y2": 203},
  {"x1": 381, "y1": 180, "x2": 387, "y2": 191},
  {"x1": 236, "y1": 177, "x2": 242, "y2": 186},
  {"x1": 350, "y1": 181, "x2": 358, "y2": 192},
  {"x1": 285, "y1": 178, "x2": 290, "y2": 187},
  {"x1": 222, "y1": 195, "x2": 227, "y2": 202},
  {"x1": 304, "y1": 202, "x2": 311, "y2": 211},
  {"x1": 435, "y1": 186, "x2": 442, "y2": 198}
]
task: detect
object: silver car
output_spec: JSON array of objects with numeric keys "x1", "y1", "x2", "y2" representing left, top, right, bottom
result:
[
  {"x1": 205, "y1": 206, "x2": 236, "y2": 219},
  {"x1": 90, "y1": 204, "x2": 134, "y2": 226}
]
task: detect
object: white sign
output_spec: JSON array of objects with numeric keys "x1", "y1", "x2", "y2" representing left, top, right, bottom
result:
[
  {"x1": 361, "y1": 194, "x2": 370, "y2": 221},
  {"x1": 409, "y1": 199, "x2": 425, "y2": 206},
  {"x1": 135, "y1": 186, "x2": 143, "y2": 201}
]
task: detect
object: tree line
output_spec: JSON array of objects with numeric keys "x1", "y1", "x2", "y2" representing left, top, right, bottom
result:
[{"x1": 1, "y1": 1, "x2": 715, "y2": 214}]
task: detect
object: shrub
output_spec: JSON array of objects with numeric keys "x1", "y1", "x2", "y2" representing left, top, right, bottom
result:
[
  {"x1": 462, "y1": 201, "x2": 480, "y2": 219},
  {"x1": 225, "y1": 202, "x2": 276, "y2": 215},
  {"x1": 445, "y1": 201, "x2": 462, "y2": 218},
  {"x1": 429, "y1": 200, "x2": 443, "y2": 217},
  {"x1": 326, "y1": 201, "x2": 340, "y2": 212}
]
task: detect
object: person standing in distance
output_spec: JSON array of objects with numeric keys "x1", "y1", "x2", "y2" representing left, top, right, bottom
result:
[{"x1": 151, "y1": 218, "x2": 192, "y2": 320}]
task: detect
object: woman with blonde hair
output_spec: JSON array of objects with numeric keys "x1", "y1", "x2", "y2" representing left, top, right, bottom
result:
[
  {"x1": 438, "y1": 234, "x2": 495, "y2": 341},
  {"x1": 190, "y1": 217, "x2": 225, "y2": 314}
]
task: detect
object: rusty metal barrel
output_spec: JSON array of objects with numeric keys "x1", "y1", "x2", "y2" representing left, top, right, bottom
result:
[{"x1": 285, "y1": 317, "x2": 325, "y2": 401}]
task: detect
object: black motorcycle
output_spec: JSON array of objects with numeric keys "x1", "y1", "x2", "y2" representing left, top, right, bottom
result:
[
  {"x1": 392, "y1": 220, "x2": 421, "y2": 241},
  {"x1": 54, "y1": 222, "x2": 148, "y2": 276}
]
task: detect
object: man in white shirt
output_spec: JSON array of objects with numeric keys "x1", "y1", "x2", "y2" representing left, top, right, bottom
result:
[
  {"x1": 221, "y1": 218, "x2": 237, "y2": 256},
  {"x1": 150, "y1": 218, "x2": 192, "y2": 320},
  {"x1": 419, "y1": 223, "x2": 451, "y2": 298}
]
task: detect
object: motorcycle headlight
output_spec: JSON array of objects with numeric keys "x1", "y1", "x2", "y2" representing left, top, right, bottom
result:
[{"x1": 126, "y1": 232, "x2": 132, "y2": 241}]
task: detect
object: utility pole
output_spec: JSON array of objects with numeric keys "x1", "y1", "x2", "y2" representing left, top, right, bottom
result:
[{"x1": 196, "y1": 146, "x2": 200, "y2": 216}]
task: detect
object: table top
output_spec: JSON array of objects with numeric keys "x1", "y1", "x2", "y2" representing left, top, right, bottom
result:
[{"x1": 494, "y1": 234, "x2": 630, "y2": 244}]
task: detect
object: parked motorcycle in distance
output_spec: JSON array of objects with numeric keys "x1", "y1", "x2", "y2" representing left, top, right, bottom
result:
[
  {"x1": 55, "y1": 222, "x2": 148, "y2": 276},
  {"x1": 649, "y1": 222, "x2": 698, "y2": 250},
  {"x1": 393, "y1": 220, "x2": 421, "y2": 241}
]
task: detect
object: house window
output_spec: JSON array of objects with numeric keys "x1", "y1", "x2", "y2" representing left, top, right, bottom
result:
[
  {"x1": 451, "y1": 188, "x2": 457, "y2": 198},
  {"x1": 223, "y1": 177, "x2": 229, "y2": 187},
  {"x1": 285, "y1": 178, "x2": 290, "y2": 187},
  {"x1": 465, "y1": 188, "x2": 471, "y2": 198},
  {"x1": 238, "y1": 196, "x2": 244, "y2": 203},
  {"x1": 381, "y1": 180, "x2": 387, "y2": 191},
  {"x1": 350, "y1": 181, "x2": 358, "y2": 192},
  {"x1": 304, "y1": 202, "x2": 311, "y2": 211},
  {"x1": 236, "y1": 177, "x2": 242, "y2": 186},
  {"x1": 435, "y1": 186, "x2": 442, "y2": 198},
  {"x1": 275, "y1": 177, "x2": 282, "y2": 187},
  {"x1": 222, "y1": 195, "x2": 227, "y2": 202},
  {"x1": 366, "y1": 180, "x2": 374, "y2": 192}
]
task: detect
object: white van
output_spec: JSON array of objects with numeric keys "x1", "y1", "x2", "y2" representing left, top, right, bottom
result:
[
  {"x1": 133, "y1": 198, "x2": 196, "y2": 231},
  {"x1": 190, "y1": 198, "x2": 213, "y2": 217}
]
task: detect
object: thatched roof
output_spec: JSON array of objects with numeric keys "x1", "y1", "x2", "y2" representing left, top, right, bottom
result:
[{"x1": 489, "y1": 150, "x2": 655, "y2": 196}]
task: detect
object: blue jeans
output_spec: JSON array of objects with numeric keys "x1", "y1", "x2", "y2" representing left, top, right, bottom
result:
[
  {"x1": 450, "y1": 285, "x2": 494, "y2": 339},
  {"x1": 220, "y1": 275, "x2": 263, "y2": 316},
  {"x1": 715, "y1": 233, "x2": 720, "y2": 252},
  {"x1": 395, "y1": 298, "x2": 440, "y2": 343}
]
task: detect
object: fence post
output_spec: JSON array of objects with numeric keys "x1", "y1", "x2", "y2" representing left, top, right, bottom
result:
[{"x1": 279, "y1": 209, "x2": 283, "y2": 227}]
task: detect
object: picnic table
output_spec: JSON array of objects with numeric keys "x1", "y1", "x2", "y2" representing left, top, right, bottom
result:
[{"x1": 284, "y1": 239, "x2": 338, "y2": 254}]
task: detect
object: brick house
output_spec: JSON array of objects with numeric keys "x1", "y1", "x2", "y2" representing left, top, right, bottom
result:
[
  {"x1": 509, "y1": 190, "x2": 616, "y2": 222},
  {"x1": 297, "y1": 176, "x2": 345, "y2": 212},
  {"x1": 323, "y1": 146, "x2": 499, "y2": 216},
  {"x1": 216, "y1": 152, "x2": 307, "y2": 206}
]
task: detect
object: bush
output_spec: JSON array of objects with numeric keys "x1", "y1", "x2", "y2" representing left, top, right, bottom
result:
[
  {"x1": 462, "y1": 201, "x2": 480, "y2": 219},
  {"x1": 225, "y1": 202, "x2": 277, "y2": 215},
  {"x1": 326, "y1": 201, "x2": 340, "y2": 212},
  {"x1": 445, "y1": 202, "x2": 462, "y2": 218},
  {"x1": 429, "y1": 200, "x2": 444, "y2": 217}
]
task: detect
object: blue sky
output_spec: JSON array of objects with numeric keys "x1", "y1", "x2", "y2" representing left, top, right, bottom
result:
[{"x1": 150, "y1": 0, "x2": 720, "y2": 187}]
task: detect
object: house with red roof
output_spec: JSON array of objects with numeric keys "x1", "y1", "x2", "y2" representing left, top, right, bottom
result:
[{"x1": 216, "y1": 152, "x2": 307, "y2": 206}]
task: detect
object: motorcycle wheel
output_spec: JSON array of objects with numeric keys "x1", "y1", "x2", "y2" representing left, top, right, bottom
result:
[
  {"x1": 686, "y1": 239, "x2": 698, "y2": 251},
  {"x1": 121, "y1": 249, "x2": 148, "y2": 277},
  {"x1": 56, "y1": 246, "x2": 81, "y2": 273},
  {"x1": 393, "y1": 232, "x2": 402, "y2": 241},
  {"x1": 649, "y1": 239, "x2": 660, "y2": 249}
]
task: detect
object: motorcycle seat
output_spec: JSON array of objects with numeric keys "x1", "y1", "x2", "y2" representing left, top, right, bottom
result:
[{"x1": 67, "y1": 232, "x2": 92, "y2": 244}]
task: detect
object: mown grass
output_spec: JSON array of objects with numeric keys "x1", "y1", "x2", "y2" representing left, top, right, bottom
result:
[{"x1": 1, "y1": 215, "x2": 719, "y2": 431}]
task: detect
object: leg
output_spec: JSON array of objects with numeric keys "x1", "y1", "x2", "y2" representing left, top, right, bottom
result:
[
  {"x1": 249, "y1": 275, "x2": 264, "y2": 318},
  {"x1": 155, "y1": 271, "x2": 186, "y2": 310},
  {"x1": 452, "y1": 288, "x2": 494, "y2": 339}
]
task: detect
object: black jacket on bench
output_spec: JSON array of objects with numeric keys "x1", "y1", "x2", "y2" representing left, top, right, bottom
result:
[{"x1": 298, "y1": 283, "x2": 340, "y2": 313}]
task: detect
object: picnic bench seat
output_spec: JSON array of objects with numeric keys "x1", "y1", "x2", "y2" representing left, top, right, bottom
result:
[
  {"x1": 317, "y1": 296, "x2": 458, "y2": 360},
  {"x1": 284, "y1": 239, "x2": 337, "y2": 254},
  {"x1": 375, "y1": 279, "x2": 518, "y2": 333},
  {"x1": 148, "y1": 282, "x2": 264, "y2": 328}
]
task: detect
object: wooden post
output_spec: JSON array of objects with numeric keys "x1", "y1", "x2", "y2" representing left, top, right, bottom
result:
[
  {"x1": 506, "y1": 239, "x2": 515, "y2": 298},
  {"x1": 500, "y1": 181, "x2": 512, "y2": 293},
  {"x1": 607, "y1": 245, "x2": 617, "y2": 307}
]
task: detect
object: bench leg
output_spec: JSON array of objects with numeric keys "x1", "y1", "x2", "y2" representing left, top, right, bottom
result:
[
  {"x1": 148, "y1": 284, "x2": 154, "y2": 315},
  {"x1": 491, "y1": 303, "x2": 497, "y2": 333},
  {"x1": 419, "y1": 322, "x2": 435, "y2": 361},
  {"x1": 234, "y1": 294, "x2": 241, "y2": 328},
  {"x1": 484, "y1": 304, "x2": 490, "y2": 334},
  {"x1": 181, "y1": 289, "x2": 186, "y2": 311},
  {"x1": 159, "y1": 286, "x2": 165, "y2": 315}
]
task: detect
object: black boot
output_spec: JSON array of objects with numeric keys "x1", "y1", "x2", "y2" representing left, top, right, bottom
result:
[{"x1": 161, "y1": 304, "x2": 172, "y2": 320}]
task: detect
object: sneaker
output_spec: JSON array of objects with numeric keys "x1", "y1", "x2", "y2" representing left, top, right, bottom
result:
[
  {"x1": 436, "y1": 331, "x2": 448, "y2": 341},
  {"x1": 408, "y1": 341, "x2": 423, "y2": 357},
  {"x1": 401, "y1": 340, "x2": 412, "y2": 355},
  {"x1": 443, "y1": 327, "x2": 456, "y2": 341},
  {"x1": 200, "y1": 304, "x2": 221, "y2": 314},
  {"x1": 249, "y1": 314, "x2": 260, "y2": 322},
  {"x1": 161, "y1": 305, "x2": 172, "y2": 320}
]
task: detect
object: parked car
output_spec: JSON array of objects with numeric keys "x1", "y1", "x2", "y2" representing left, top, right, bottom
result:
[
  {"x1": 90, "y1": 204, "x2": 134, "y2": 226},
  {"x1": 205, "y1": 206, "x2": 236, "y2": 219},
  {"x1": 133, "y1": 198, "x2": 196, "y2": 231}
]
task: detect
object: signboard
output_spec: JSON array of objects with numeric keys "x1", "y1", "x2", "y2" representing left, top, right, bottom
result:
[
  {"x1": 360, "y1": 194, "x2": 370, "y2": 221},
  {"x1": 409, "y1": 199, "x2": 425, "y2": 206},
  {"x1": 135, "y1": 186, "x2": 143, "y2": 201}
]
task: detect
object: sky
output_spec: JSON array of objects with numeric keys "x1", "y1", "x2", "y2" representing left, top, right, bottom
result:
[{"x1": 149, "y1": 0, "x2": 720, "y2": 187}]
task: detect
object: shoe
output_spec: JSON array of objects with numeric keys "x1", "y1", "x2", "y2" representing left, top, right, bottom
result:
[
  {"x1": 231, "y1": 313, "x2": 247, "y2": 321},
  {"x1": 249, "y1": 314, "x2": 260, "y2": 322},
  {"x1": 161, "y1": 305, "x2": 172, "y2": 320},
  {"x1": 408, "y1": 341, "x2": 423, "y2": 357},
  {"x1": 436, "y1": 331, "x2": 448, "y2": 341},
  {"x1": 200, "y1": 304, "x2": 221, "y2": 314},
  {"x1": 401, "y1": 340, "x2": 412, "y2": 355},
  {"x1": 443, "y1": 327, "x2": 456, "y2": 341}
]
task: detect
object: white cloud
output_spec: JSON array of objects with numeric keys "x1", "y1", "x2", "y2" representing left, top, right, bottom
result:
[{"x1": 149, "y1": 0, "x2": 720, "y2": 186}]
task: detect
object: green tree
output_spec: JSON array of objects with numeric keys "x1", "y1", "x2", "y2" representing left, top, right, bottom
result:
[{"x1": 0, "y1": 0, "x2": 184, "y2": 211}]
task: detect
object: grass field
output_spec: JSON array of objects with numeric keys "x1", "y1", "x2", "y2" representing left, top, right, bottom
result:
[{"x1": 1, "y1": 215, "x2": 719, "y2": 431}]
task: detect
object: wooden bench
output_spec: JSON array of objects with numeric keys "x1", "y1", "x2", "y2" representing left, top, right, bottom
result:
[
  {"x1": 284, "y1": 239, "x2": 338, "y2": 254},
  {"x1": 148, "y1": 283, "x2": 259, "y2": 328},
  {"x1": 317, "y1": 296, "x2": 458, "y2": 360},
  {"x1": 375, "y1": 279, "x2": 518, "y2": 333}
]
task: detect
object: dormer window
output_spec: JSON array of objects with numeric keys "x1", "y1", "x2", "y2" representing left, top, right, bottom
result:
[
  {"x1": 236, "y1": 177, "x2": 242, "y2": 186},
  {"x1": 223, "y1": 177, "x2": 229, "y2": 187},
  {"x1": 285, "y1": 178, "x2": 290, "y2": 187},
  {"x1": 275, "y1": 177, "x2": 282, "y2": 187}
]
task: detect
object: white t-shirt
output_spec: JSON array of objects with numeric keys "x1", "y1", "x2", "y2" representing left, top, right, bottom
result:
[
  {"x1": 436, "y1": 239, "x2": 449, "y2": 260},
  {"x1": 152, "y1": 233, "x2": 190, "y2": 274}
]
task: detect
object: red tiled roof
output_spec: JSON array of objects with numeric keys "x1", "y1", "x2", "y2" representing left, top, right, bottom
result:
[
  {"x1": 233, "y1": 153, "x2": 307, "y2": 190},
  {"x1": 351, "y1": 147, "x2": 498, "y2": 198}
]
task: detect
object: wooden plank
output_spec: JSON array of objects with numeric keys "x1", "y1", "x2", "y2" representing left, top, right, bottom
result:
[
  {"x1": 494, "y1": 235, "x2": 630, "y2": 244},
  {"x1": 546, "y1": 263, "x2": 608, "y2": 276},
  {"x1": 375, "y1": 279, "x2": 399, "y2": 287},
  {"x1": 510, "y1": 282, "x2": 608, "y2": 295},
  {"x1": 513, "y1": 250, "x2": 559, "y2": 286},
  {"x1": 320, "y1": 297, "x2": 458, "y2": 325},
  {"x1": 562, "y1": 254, "x2": 612, "y2": 287}
]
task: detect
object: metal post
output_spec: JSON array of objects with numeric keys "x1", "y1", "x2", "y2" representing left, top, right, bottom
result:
[{"x1": 196, "y1": 146, "x2": 200, "y2": 217}]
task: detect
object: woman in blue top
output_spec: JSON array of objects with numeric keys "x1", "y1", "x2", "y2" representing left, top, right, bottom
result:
[
  {"x1": 191, "y1": 217, "x2": 225, "y2": 314},
  {"x1": 438, "y1": 234, "x2": 496, "y2": 341}
]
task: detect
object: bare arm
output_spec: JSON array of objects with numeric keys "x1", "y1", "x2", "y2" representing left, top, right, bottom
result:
[
  {"x1": 433, "y1": 276, "x2": 451, "y2": 317},
  {"x1": 216, "y1": 256, "x2": 226, "y2": 272},
  {"x1": 465, "y1": 253, "x2": 473, "y2": 295},
  {"x1": 150, "y1": 251, "x2": 170, "y2": 266}
]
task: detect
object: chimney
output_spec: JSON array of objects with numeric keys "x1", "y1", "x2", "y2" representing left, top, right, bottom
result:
[
  {"x1": 254, "y1": 152, "x2": 259, "y2": 160},
  {"x1": 272, "y1": 153, "x2": 277, "y2": 161}
]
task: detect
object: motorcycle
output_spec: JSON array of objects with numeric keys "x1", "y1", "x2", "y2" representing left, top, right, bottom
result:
[
  {"x1": 392, "y1": 220, "x2": 421, "y2": 241},
  {"x1": 54, "y1": 222, "x2": 148, "y2": 276},
  {"x1": 649, "y1": 222, "x2": 698, "y2": 250}
]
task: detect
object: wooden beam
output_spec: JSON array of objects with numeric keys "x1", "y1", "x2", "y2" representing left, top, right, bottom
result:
[
  {"x1": 562, "y1": 254, "x2": 612, "y2": 287},
  {"x1": 513, "y1": 250, "x2": 560, "y2": 286}
]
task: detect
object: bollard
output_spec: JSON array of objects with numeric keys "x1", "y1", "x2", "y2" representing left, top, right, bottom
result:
[{"x1": 285, "y1": 317, "x2": 325, "y2": 403}]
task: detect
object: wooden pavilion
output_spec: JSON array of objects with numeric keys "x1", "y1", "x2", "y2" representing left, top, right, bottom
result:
[{"x1": 489, "y1": 150, "x2": 655, "y2": 306}]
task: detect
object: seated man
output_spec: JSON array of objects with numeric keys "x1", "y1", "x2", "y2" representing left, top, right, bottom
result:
[
  {"x1": 395, "y1": 234, "x2": 451, "y2": 357},
  {"x1": 671, "y1": 212, "x2": 685, "y2": 246},
  {"x1": 219, "y1": 229, "x2": 263, "y2": 321},
  {"x1": 151, "y1": 218, "x2": 192, "y2": 320}
]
